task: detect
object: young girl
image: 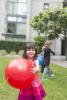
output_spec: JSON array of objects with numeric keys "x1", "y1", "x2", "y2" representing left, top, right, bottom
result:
[
  {"x1": 18, "y1": 42, "x2": 46, "y2": 100},
  {"x1": 42, "y1": 40, "x2": 55, "y2": 80}
]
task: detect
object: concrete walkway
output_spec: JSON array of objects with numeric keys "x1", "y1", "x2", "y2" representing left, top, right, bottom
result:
[
  {"x1": 0, "y1": 55, "x2": 67, "y2": 68},
  {"x1": 0, "y1": 55, "x2": 21, "y2": 58},
  {"x1": 51, "y1": 60, "x2": 67, "y2": 68}
]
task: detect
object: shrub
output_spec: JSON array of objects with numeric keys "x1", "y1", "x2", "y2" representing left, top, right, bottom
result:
[
  {"x1": 0, "y1": 40, "x2": 27, "y2": 53},
  {"x1": 9, "y1": 51, "x2": 16, "y2": 55},
  {"x1": 18, "y1": 50, "x2": 24, "y2": 55},
  {"x1": 0, "y1": 50, "x2": 8, "y2": 56},
  {"x1": 34, "y1": 36, "x2": 46, "y2": 53}
]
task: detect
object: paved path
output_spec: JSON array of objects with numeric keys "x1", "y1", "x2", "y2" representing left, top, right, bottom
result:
[
  {"x1": 0, "y1": 55, "x2": 21, "y2": 57},
  {"x1": 0, "y1": 55, "x2": 67, "y2": 68},
  {"x1": 51, "y1": 60, "x2": 67, "y2": 68}
]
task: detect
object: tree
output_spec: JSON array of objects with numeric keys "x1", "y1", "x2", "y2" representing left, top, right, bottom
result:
[
  {"x1": 30, "y1": 13, "x2": 45, "y2": 35},
  {"x1": 30, "y1": 7, "x2": 67, "y2": 40}
]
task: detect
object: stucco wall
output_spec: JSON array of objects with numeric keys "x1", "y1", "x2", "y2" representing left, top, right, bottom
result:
[{"x1": 0, "y1": 0, "x2": 7, "y2": 39}]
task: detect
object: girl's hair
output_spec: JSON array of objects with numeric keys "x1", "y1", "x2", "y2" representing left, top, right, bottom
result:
[
  {"x1": 23, "y1": 42, "x2": 38, "y2": 60},
  {"x1": 44, "y1": 40, "x2": 52, "y2": 48},
  {"x1": 42, "y1": 46, "x2": 45, "y2": 51}
]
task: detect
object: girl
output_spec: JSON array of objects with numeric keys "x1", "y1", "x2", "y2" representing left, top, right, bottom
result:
[
  {"x1": 18, "y1": 42, "x2": 46, "y2": 100},
  {"x1": 42, "y1": 40, "x2": 55, "y2": 80}
]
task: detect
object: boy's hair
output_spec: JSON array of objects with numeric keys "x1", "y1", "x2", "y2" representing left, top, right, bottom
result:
[{"x1": 23, "y1": 42, "x2": 38, "y2": 60}]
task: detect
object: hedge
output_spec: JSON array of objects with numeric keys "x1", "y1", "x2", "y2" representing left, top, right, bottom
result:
[{"x1": 0, "y1": 40, "x2": 27, "y2": 53}]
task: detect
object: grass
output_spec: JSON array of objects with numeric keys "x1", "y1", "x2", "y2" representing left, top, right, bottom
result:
[{"x1": 0, "y1": 57, "x2": 67, "y2": 100}]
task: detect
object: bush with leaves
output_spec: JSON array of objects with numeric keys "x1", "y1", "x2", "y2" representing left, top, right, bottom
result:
[
  {"x1": 0, "y1": 40, "x2": 27, "y2": 53},
  {"x1": 34, "y1": 36, "x2": 46, "y2": 53},
  {"x1": 9, "y1": 51, "x2": 16, "y2": 55},
  {"x1": 18, "y1": 50, "x2": 24, "y2": 55},
  {"x1": 0, "y1": 50, "x2": 8, "y2": 56}
]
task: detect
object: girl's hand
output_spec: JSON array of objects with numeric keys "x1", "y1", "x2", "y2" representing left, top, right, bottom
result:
[
  {"x1": 30, "y1": 60, "x2": 39, "y2": 74},
  {"x1": 30, "y1": 66, "x2": 38, "y2": 74},
  {"x1": 30, "y1": 68, "x2": 35, "y2": 74},
  {"x1": 30, "y1": 65, "x2": 37, "y2": 74}
]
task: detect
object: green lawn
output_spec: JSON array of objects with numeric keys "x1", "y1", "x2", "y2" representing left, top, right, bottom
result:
[{"x1": 0, "y1": 57, "x2": 67, "y2": 100}]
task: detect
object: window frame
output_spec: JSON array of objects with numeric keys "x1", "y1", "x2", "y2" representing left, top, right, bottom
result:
[
  {"x1": 43, "y1": 3, "x2": 49, "y2": 12},
  {"x1": 6, "y1": 0, "x2": 27, "y2": 39}
]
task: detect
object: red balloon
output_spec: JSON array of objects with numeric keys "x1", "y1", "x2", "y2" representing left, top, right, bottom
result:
[{"x1": 5, "y1": 58, "x2": 35, "y2": 89}]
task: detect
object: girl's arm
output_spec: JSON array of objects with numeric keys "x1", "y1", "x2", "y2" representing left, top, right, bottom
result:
[
  {"x1": 33, "y1": 60, "x2": 40, "y2": 73},
  {"x1": 49, "y1": 48, "x2": 55, "y2": 55}
]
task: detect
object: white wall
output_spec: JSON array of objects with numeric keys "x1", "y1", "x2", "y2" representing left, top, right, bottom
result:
[
  {"x1": 51, "y1": 39, "x2": 61, "y2": 55},
  {"x1": 0, "y1": 0, "x2": 7, "y2": 39},
  {"x1": 27, "y1": 0, "x2": 43, "y2": 40}
]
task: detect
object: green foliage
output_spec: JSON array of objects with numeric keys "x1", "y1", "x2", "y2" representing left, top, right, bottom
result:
[
  {"x1": 30, "y1": 7, "x2": 67, "y2": 40},
  {"x1": 9, "y1": 51, "x2": 16, "y2": 55},
  {"x1": 0, "y1": 49, "x2": 8, "y2": 55},
  {"x1": 0, "y1": 40, "x2": 27, "y2": 53},
  {"x1": 18, "y1": 50, "x2": 24, "y2": 55},
  {"x1": 30, "y1": 13, "x2": 45, "y2": 35},
  {"x1": 34, "y1": 36, "x2": 46, "y2": 53}
]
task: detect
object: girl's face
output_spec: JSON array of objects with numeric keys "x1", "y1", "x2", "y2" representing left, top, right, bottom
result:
[{"x1": 27, "y1": 48, "x2": 35, "y2": 59}]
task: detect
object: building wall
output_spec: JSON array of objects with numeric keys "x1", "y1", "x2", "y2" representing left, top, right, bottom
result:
[
  {"x1": 0, "y1": 0, "x2": 66, "y2": 55},
  {"x1": 26, "y1": 0, "x2": 31, "y2": 40},
  {"x1": 0, "y1": 0, "x2": 7, "y2": 39},
  {"x1": 51, "y1": 39, "x2": 61, "y2": 55},
  {"x1": 26, "y1": 0, "x2": 43, "y2": 40}
]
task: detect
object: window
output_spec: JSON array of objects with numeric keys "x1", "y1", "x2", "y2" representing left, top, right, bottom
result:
[
  {"x1": 17, "y1": 17, "x2": 26, "y2": 23},
  {"x1": 8, "y1": 2, "x2": 27, "y2": 16},
  {"x1": 7, "y1": 17, "x2": 17, "y2": 21},
  {"x1": 16, "y1": 23, "x2": 26, "y2": 35},
  {"x1": 43, "y1": 3, "x2": 49, "y2": 12},
  {"x1": 18, "y1": 0, "x2": 26, "y2": 3},
  {"x1": 8, "y1": 0, "x2": 26, "y2": 3},
  {"x1": 63, "y1": 2, "x2": 67, "y2": 12},
  {"x1": 18, "y1": 3, "x2": 26, "y2": 15},
  {"x1": 7, "y1": 22, "x2": 16, "y2": 33},
  {"x1": 7, "y1": 3, "x2": 13, "y2": 14},
  {"x1": 7, "y1": 16, "x2": 26, "y2": 34},
  {"x1": 8, "y1": 0, "x2": 17, "y2": 2},
  {"x1": 6, "y1": 0, "x2": 27, "y2": 40},
  {"x1": 63, "y1": 2, "x2": 67, "y2": 8}
]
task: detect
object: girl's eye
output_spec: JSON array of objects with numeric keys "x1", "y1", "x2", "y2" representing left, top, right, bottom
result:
[
  {"x1": 31, "y1": 49, "x2": 35, "y2": 51},
  {"x1": 32, "y1": 49, "x2": 35, "y2": 51}
]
